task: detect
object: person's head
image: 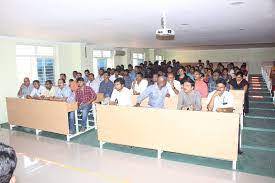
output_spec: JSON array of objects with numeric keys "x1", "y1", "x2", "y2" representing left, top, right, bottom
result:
[
  {"x1": 183, "y1": 79, "x2": 195, "y2": 93},
  {"x1": 88, "y1": 73, "x2": 95, "y2": 81},
  {"x1": 32, "y1": 80, "x2": 40, "y2": 89},
  {"x1": 152, "y1": 73, "x2": 158, "y2": 83},
  {"x1": 123, "y1": 69, "x2": 129, "y2": 76},
  {"x1": 134, "y1": 66, "x2": 140, "y2": 73},
  {"x1": 128, "y1": 64, "x2": 133, "y2": 71},
  {"x1": 213, "y1": 70, "x2": 221, "y2": 81},
  {"x1": 98, "y1": 68, "x2": 105, "y2": 76},
  {"x1": 114, "y1": 70, "x2": 119, "y2": 77},
  {"x1": 69, "y1": 79, "x2": 74, "y2": 85},
  {"x1": 222, "y1": 68, "x2": 228, "y2": 76},
  {"x1": 60, "y1": 73, "x2": 66, "y2": 81},
  {"x1": 45, "y1": 80, "x2": 53, "y2": 90},
  {"x1": 157, "y1": 76, "x2": 167, "y2": 88},
  {"x1": 235, "y1": 72, "x2": 244, "y2": 82},
  {"x1": 194, "y1": 70, "x2": 203, "y2": 81},
  {"x1": 190, "y1": 67, "x2": 195, "y2": 74},
  {"x1": 215, "y1": 78, "x2": 227, "y2": 95},
  {"x1": 167, "y1": 73, "x2": 175, "y2": 82},
  {"x1": 23, "y1": 77, "x2": 30, "y2": 87},
  {"x1": 58, "y1": 79, "x2": 66, "y2": 89},
  {"x1": 178, "y1": 67, "x2": 186, "y2": 76},
  {"x1": 72, "y1": 71, "x2": 78, "y2": 78},
  {"x1": 76, "y1": 72, "x2": 82, "y2": 79},
  {"x1": 103, "y1": 71, "x2": 110, "y2": 81},
  {"x1": 157, "y1": 70, "x2": 163, "y2": 76},
  {"x1": 167, "y1": 66, "x2": 173, "y2": 73},
  {"x1": 110, "y1": 68, "x2": 115, "y2": 75},
  {"x1": 0, "y1": 143, "x2": 17, "y2": 183},
  {"x1": 76, "y1": 77, "x2": 85, "y2": 88},
  {"x1": 84, "y1": 69, "x2": 90, "y2": 77},
  {"x1": 114, "y1": 78, "x2": 125, "y2": 92},
  {"x1": 136, "y1": 72, "x2": 143, "y2": 82}
]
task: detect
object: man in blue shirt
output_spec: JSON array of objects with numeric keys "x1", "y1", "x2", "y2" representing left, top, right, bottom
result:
[
  {"x1": 135, "y1": 76, "x2": 168, "y2": 108},
  {"x1": 99, "y1": 71, "x2": 114, "y2": 97},
  {"x1": 128, "y1": 64, "x2": 136, "y2": 82}
]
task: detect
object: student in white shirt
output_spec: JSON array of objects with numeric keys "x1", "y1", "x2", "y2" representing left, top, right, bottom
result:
[
  {"x1": 27, "y1": 80, "x2": 46, "y2": 99},
  {"x1": 207, "y1": 78, "x2": 234, "y2": 112},
  {"x1": 131, "y1": 72, "x2": 148, "y2": 95},
  {"x1": 110, "y1": 69, "x2": 122, "y2": 82},
  {"x1": 86, "y1": 73, "x2": 99, "y2": 93},
  {"x1": 167, "y1": 73, "x2": 181, "y2": 96},
  {"x1": 110, "y1": 78, "x2": 132, "y2": 106}
]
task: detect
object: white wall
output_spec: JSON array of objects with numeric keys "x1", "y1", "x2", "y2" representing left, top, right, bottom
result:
[
  {"x1": 0, "y1": 38, "x2": 17, "y2": 124},
  {"x1": 161, "y1": 47, "x2": 275, "y2": 74}
]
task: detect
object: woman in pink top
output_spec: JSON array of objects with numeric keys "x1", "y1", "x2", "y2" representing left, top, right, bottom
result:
[{"x1": 194, "y1": 70, "x2": 208, "y2": 98}]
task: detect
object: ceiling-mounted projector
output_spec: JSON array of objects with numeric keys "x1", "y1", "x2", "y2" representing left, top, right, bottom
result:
[{"x1": 156, "y1": 12, "x2": 175, "y2": 40}]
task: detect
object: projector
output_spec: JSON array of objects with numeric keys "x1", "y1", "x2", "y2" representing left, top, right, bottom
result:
[
  {"x1": 156, "y1": 12, "x2": 175, "y2": 40},
  {"x1": 156, "y1": 28, "x2": 175, "y2": 40}
]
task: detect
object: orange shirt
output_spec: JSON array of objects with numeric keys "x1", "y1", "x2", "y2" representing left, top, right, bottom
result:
[{"x1": 195, "y1": 79, "x2": 208, "y2": 98}]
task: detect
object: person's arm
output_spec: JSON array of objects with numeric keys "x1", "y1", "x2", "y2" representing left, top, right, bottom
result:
[
  {"x1": 17, "y1": 84, "x2": 24, "y2": 97},
  {"x1": 243, "y1": 83, "x2": 248, "y2": 93},
  {"x1": 194, "y1": 92, "x2": 202, "y2": 111},
  {"x1": 135, "y1": 87, "x2": 151, "y2": 107},
  {"x1": 109, "y1": 89, "x2": 117, "y2": 105},
  {"x1": 177, "y1": 91, "x2": 183, "y2": 110},
  {"x1": 207, "y1": 91, "x2": 218, "y2": 111},
  {"x1": 202, "y1": 83, "x2": 209, "y2": 97},
  {"x1": 171, "y1": 81, "x2": 180, "y2": 95}
]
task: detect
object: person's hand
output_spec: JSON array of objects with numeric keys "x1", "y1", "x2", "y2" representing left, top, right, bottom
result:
[
  {"x1": 26, "y1": 95, "x2": 31, "y2": 99},
  {"x1": 134, "y1": 103, "x2": 140, "y2": 107},
  {"x1": 216, "y1": 108, "x2": 223, "y2": 112},
  {"x1": 213, "y1": 90, "x2": 220, "y2": 97}
]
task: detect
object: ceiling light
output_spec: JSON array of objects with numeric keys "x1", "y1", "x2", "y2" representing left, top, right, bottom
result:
[{"x1": 230, "y1": 1, "x2": 244, "y2": 5}]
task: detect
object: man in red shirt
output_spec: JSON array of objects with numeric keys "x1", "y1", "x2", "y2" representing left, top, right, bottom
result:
[{"x1": 75, "y1": 77, "x2": 97, "y2": 132}]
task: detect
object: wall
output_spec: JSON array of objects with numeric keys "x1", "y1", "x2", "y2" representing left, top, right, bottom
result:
[
  {"x1": 0, "y1": 38, "x2": 17, "y2": 124},
  {"x1": 161, "y1": 47, "x2": 275, "y2": 74}
]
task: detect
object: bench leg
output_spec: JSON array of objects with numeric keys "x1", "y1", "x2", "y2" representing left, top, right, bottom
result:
[
  {"x1": 66, "y1": 135, "x2": 70, "y2": 142},
  {"x1": 157, "y1": 149, "x2": 163, "y2": 160},
  {"x1": 75, "y1": 110, "x2": 79, "y2": 133},
  {"x1": 232, "y1": 161, "x2": 237, "y2": 170},
  {"x1": 99, "y1": 141, "x2": 105, "y2": 149},
  {"x1": 92, "y1": 104, "x2": 97, "y2": 130},
  {"x1": 9, "y1": 124, "x2": 15, "y2": 130},
  {"x1": 35, "y1": 129, "x2": 42, "y2": 136}
]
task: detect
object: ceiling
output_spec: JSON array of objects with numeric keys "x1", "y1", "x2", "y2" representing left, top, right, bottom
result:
[{"x1": 0, "y1": 0, "x2": 274, "y2": 49}]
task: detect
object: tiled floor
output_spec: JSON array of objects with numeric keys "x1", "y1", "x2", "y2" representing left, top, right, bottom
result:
[{"x1": 1, "y1": 128, "x2": 275, "y2": 183}]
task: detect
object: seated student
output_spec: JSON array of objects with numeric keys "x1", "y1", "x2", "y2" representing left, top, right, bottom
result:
[
  {"x1": 207, "y1": 78, "x2": 234, "y2": 112},
  {"x1": 167, "y1": 73, "x2": 181, "y2": 96},
  {"x1": 135, "y1": 76, "x2": 168, "y2": 108},
  {"x1": 75, "y1": 77, "x2": 97, "y2": 132},
  {"x1": 86, "y1": 73, "x2": 99, "y2": 93},
  {"x1": 0, "y1": 143, "x2": 17, "y2": 183},
  {"x1": 59, "y1": 73, "x2": 67, "y2": 84},
  {"x1": 177, "y1": 79, "x2": 202, "y2": 111},
  {"x1": 110, "y1": 78, "x2": 132, "y2": 106},
  {"x1": 83, "y1": 69, "x2": 90, "y2": 83},
  {"x1": 175, "y1": 67, "x2": 191, "y2": 84},
  {"x1": 194, "y1": 70, "x2": 208, "y2": 98},
  {"x1": 43, "y1": 80, "x2": 56, "y2": 99},
  {"x1": 149, "y1": 73, "x2": 158, "y2": 86},
  {"x1": 54, "y1": 79, "x2": 72, "y2": 101},
  {"x1": 99, "y1": 71, "x2": 114, "y2": 98},
  {"x1": 26, "y1": 80, "x2": 46, "y2": 99},
  {"x1": 110, "y1": 69, "x2": 122, "y2": 82},
  {"x1": 230, "y1": 71, "x2": 249, "y2": 113},
  {"x1": 122, "y1": 69, "x2": 132, "y2": 89},
  {"x1": 208, "y1": 70, "x2": 230, "y2": 92},
  {"x1": 131, "y1": 72, "x2": 148, "y2": 95},
  {"x1": 17, "y1": 77, "x2": 33, "y2": 98}
]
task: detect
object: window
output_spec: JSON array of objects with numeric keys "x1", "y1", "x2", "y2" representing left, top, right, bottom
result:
[
  {"x1": 92, "y1": 50, "x2": 113, "y2": 76},
  {"x1": 155, "y1": 55, "x2": 163, "y2": 61},
  {"x1": 132, "y1": 53, "x2": 144, "y2": 67},
  {"x1": 16, "y1": 45, "x2": 55, "y2": 85}
]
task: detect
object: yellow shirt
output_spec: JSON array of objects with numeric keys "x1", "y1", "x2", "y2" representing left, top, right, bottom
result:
[{"x1": 44, "y1": 87, "x2": 56, "y2": 97}]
